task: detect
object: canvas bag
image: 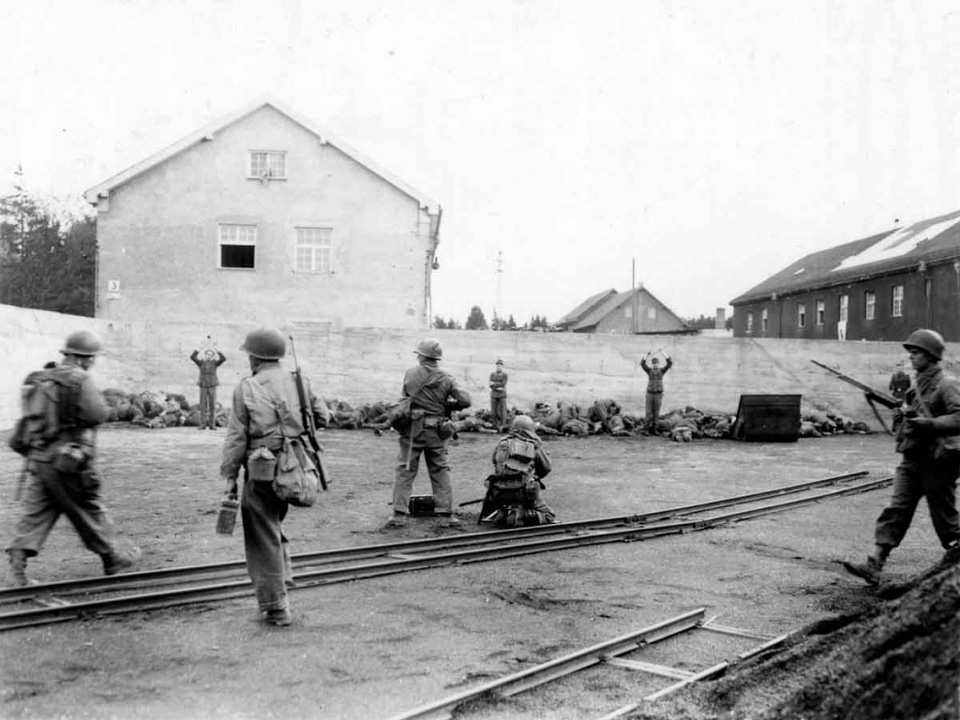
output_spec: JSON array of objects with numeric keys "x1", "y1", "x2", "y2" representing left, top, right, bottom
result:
[
  {"x1": 8, "y1": 370, "x2": 63, "y2": 457},
  {"x1": 389, "y1": 370, "x2": 440, "y2": 431}
]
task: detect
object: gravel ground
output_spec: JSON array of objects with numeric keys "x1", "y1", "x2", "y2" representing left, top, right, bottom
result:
[{"x1": 0, "y1": 426, "x2": 954, "y2": 719}]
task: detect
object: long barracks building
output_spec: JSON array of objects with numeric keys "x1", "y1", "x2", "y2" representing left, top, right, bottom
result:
[{"x1": 730, "y1": 208, "x2": 960, "y2": 342}]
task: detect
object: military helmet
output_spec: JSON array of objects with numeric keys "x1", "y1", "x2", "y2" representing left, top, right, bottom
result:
[
  {"x1": 511, "y1": 415, "x2": 537, "y2": 435},
  {"x1": 903, "y1": 328, "x2": 945, "y2": 361},
  {"x1": 240, "y1": 328, "x2": 286, "y2": 359},
  {"x1": 60, "y1": 330, "x2": 102, "y2": 356},
  {"x1": 414, "y1": 338, "x2": 443, "y2": 360}
]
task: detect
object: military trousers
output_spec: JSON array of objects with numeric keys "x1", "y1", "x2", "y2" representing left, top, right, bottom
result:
[
  {"x1": 875, "y1": 455, "x2": 960, "y2": 550},
  {"x1": 645, "y1": 391, "x2": 664, "y2": 428},
  {"x1": 241, "y1": 475, "x2": 293, "y2": 613},
  {"x1": 490, "y1": 396, "x2": 507, "y2": 429},
  {"x1": 199, "y1": 386, "x2": 218, "y2": 428},
  {"x1": 8, "y1": 460, "x2": 115, "y2": 559},
  {"x1": 393, "y1": 427, "x2": 453, "y2": 514}
]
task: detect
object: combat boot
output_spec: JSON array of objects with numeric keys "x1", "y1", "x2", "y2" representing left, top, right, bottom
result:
[
  {"x1": 843, "y1": 556, "x2": 884, "y2": 586},
  {"x1": 7, "y1": 549, "x2": 28, "y2": 587},
  {"x1": 261, "y1": 606, "x2": 292, "y2": 626},
  {"x1": 102, "y1": 546, "x2": 142, "y2": 576}
]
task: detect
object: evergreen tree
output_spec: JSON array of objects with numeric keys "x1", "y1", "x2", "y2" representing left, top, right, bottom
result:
[{"x1": 465, "y1": 305, "x2": 488, "y2": 330}]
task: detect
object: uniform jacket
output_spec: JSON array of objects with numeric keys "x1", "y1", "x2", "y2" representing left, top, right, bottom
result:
[
  {"x1": 641, "y1": 357, "x2": 673, "y2": 394},
  {"x1": 220, "y1": 363, "x2": 329, "y2": 481},
  {"x1": 492, "y1": 430, "x2": 552, "y2": 480},
  {"x1": 402, "y1": 362, "x2": 472, "y2": 417},
  {"x1": 897, "y1": 364, "x2": 960, "y2": 457},
  {"x1": 489, "y1": 369, "x2": 508, "y2": 399},
  {"x1": 191, "y1": 350, "x2": 227, "y2": 387}
]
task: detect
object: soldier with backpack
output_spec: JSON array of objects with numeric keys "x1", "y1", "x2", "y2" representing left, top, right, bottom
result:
[
  {"x1": 479, "y1": 415, "x2": 557, "y2": 527},
  {"x1": 6, "y1": 330, "x2": 140, "y2": 587}
]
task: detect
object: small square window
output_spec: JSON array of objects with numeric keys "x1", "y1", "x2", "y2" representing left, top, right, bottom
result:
[{"x1": 249, "y1": 151, "x2": 287, "y2": 180}]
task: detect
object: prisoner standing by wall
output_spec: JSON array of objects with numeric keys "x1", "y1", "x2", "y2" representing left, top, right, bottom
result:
[
  {"x1": 640, "y1": 351, "x2": 673, "y2": 434},
  {"x1": 489, "y1": 358, "x2": 508, "y2": 431},
  {"x1": 190, "y1": 344, "x2": 227, "y2": 430}
]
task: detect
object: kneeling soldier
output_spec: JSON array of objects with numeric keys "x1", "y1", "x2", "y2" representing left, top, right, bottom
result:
[{"x1": 480, "y1": 415, "x2": 557, "y2": 527}]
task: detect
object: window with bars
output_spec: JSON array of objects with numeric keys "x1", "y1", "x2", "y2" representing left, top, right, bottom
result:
[
  {"x1": 295, "y1": 227, "x2": 332, "y2": 273},
  {"x1": 891, "y1": 285, "x2": 904, "y2": 317},
  {"x1": 249, "y1": 151, "x2": 287, "y2": 180},
  {"x1": 218, "y1": 224, "x2": 257, "y2": 269}
]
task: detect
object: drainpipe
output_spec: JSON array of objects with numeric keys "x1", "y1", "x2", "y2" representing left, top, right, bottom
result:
[{"x1": 424, "y1": 206, "x2": 442, "y2": 328}]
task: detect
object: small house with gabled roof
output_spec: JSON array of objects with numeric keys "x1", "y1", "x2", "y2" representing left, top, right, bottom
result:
[
  {"x1": 84, "y1": 95, "x2": 442, "y2": 329},
  {"x1": 556, "y1": 286, "x2": 689, "y2": 334},
  {"x1": 730, "y1": 208, "x2": 960, "y2": 341}
]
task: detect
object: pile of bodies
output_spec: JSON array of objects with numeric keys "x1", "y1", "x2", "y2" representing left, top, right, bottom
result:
[
  {"x1": 102, "y1": 389, "x2": 228, "y2": 429},
  {"x1": 99, "y1": 390, "x2": 872, "y2": 440}
]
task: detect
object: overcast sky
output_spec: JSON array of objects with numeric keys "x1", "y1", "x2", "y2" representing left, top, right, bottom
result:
[{"x1": 4, "y1": 0, "x2": 960, "y2": 325}]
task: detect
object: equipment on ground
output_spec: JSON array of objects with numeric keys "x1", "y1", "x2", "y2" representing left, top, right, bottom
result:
[
  {"x1": 408, "y1": 495, "x2": 436, "y2": 516},
  {"x1": 731, "y1": 394, "x2": 801, "y2": 442}
]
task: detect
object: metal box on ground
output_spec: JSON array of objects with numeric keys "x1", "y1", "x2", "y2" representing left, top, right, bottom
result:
[
  {"x1": 408, "y1": 495, "x2": 436, "y2": 516},
  {"x1": 731, "y1": 394, "x2": 801, "y2": 442}
]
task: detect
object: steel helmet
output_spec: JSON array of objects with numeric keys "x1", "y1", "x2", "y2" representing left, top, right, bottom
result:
[
  {"x1": 903, "y1": 328, "x2": 945, "y2": 361},
  {"x1": 510, "y1": 415, "x2": 537, "y2": 435},
  {"x1": 240, "y1": 328, "x2": 286, "y2": 359},
  {"x1": 60, "y1": 330, "x2": 102, "y2": 356},
  {"x1": 414, "y1": 338, "x2": 443, "y2": 360}
]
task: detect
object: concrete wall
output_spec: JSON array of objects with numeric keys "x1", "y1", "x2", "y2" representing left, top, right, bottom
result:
[
  {"x1": 7, "y1": 303, "x2": 958, "y2": 432},
  {"x1": 95, "y1": 104, "x2": 434, "y2": 329}
]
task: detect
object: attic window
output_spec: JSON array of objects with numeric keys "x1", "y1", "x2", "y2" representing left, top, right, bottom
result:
[{"x1": 249, "y1": 151, "x2": 286, "y2": 180}]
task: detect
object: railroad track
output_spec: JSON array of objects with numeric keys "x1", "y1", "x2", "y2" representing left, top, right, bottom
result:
[
  {"x1": 0, "y1": 471, "x2": 888, "y2": 632},
  {"x1": 386, "y1": 607, "x2": 793, "y2": 720}
]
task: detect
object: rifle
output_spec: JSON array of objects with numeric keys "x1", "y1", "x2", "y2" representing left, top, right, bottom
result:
[
  {"x1": 289, "y1": 336, "x2": 329, "y2": 491},
  {"x1": 810, "y1": 359, "x2": 903, "y2": 435}
]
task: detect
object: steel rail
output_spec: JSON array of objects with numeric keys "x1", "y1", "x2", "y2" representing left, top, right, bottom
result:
[
  {"x1": 0, "y1": 470, "x2": 869, "y2": 605},
  {"x1": 385, "y1": 608, "x2": 708, "y2": 720},
  {"x1": 0, "y1": 475, "x2": 890, "y2": 631}
]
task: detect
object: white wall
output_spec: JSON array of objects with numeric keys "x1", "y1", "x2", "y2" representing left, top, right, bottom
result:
[{"x1": 2, "y1": 303, "x2": 944, "y2": 431}]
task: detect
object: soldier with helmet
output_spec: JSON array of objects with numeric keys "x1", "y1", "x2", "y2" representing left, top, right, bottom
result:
[
  {"x1": 6, "y1": 330, "x2": 141, "y2": 586},
  {"x1": 220, "y1": 328, "x2": 330, "y2": 626},
  {"x1": 480, "y1": 414, "x2": 556, "y2": 527},
  {"x1": 845, "y1": 328, "x2": 960, "y2": 585},
  {"x1": 386, "y1": 338, "x2": 472, "y2": 528}
]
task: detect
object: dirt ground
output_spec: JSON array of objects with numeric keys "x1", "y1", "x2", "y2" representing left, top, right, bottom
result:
[{"x1": 0, "y1": 426, "x2": 955, "y2": 719}]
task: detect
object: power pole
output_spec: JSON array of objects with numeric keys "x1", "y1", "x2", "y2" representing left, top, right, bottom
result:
[{"x1": 494, "y1": 250, "x2": 504, "y2": 329}]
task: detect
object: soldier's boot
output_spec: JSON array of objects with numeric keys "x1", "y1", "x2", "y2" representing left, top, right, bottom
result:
[
  {"x1": 102, "y1": 546, "x2": 142, "y2": 576},
  {"x1": 7, "y1": 549, "x2": 29, "y2": 587}
]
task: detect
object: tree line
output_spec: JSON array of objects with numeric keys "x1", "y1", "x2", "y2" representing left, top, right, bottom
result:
[
  {"x1": 1, "y1": 170, "x2": 95, "y2": 317},
  {"x1": 434, "y1": 306, "x2": 552, "y2": 331}
]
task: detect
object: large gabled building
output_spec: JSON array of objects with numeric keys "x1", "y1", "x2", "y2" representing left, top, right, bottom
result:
[
  {"x1": 730, "y1": 209, "x2": 960, "y2": 341},
  {"x1": 84, "y1": 95, "x2": 442, "y2": 329},
  {"x1": 556, "y1": 285, "x2": 689, "y2": 334}
]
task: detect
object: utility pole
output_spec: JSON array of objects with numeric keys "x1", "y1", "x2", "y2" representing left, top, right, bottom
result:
[{"x1": 494, "y1": 250, "x2": 504, "y2": 329}]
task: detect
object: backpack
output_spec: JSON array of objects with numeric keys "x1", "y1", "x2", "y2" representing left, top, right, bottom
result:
[
  {"x1": 492, "y1": 435, "x2": 537, "y2": 477},
  {"x1": 8, "y1": 370, "x2": 62, "y2": 457}
]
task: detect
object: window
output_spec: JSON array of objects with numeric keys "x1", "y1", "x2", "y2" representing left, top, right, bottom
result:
[
  {"x1": 816, "y1": 300, "x2": 825, "y2": 325},
  {"x1": 249, "y1": 151, "x2": 287, "y2": 180},
  {"x1": 219, "y1": 224, "x2": 257, "y2": 269},
  {"x1": 865, "y1": 291, "x2": 876, "y2": 320},
  {"x1": 761, "y1": 308, "x2": 768, "y2": 333},
  {"x1": 891, "y1": 285, "x2": 904, "y2": 317},
  {"x1": 797, "y1": 303, "x2": 806, "y2": 328},
  {"x1": 623, "y1": 305, "x2": 633, "y2": 318},
  {"x1": 746, "y1": 312, "x2": 754, "y2": 334},
  {"x1": 839, "y1": 294, "x2": 849, "y2": 323},
  {"x1": 295, "y1": 227, "x2": 332, "y2": 273},
  {"x1": 646, "y1": 307, "x2": 657, "y2": 320}
]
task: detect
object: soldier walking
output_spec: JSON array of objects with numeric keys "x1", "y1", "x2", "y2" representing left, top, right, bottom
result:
[
  {"x1": 844, "y1": 329, "x2": 960, "y2": 585},
  {"x1": 387, "y1": 339, "x2": 472, "y2": 528},
  {"x1": 6, "y1": 331, "x2": 140, "y2": 586}
]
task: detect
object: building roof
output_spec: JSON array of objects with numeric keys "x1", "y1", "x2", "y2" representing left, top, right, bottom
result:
[
  {"x1": 730, "y1": 208, "x2": 960, "y2": 305},
  {"x1": 555, "y1": 288, "x2": 618, "y2": 328},
  {"x1": 559, "y1": 286, "x2": 689, "y2": 332},
  {"x1": 83, "y1": 94, "x2": 440, "y2": 213}
]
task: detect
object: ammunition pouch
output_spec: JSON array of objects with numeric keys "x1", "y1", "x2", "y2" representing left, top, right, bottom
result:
[{"x1": 247, "y1": 447, "x2": 278, "y2": 482}]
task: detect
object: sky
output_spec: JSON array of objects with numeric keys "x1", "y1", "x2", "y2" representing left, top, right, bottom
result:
[{"x1": 4, "y1": 0, "x2": 960, "y2": 326}]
